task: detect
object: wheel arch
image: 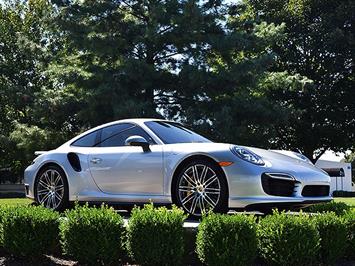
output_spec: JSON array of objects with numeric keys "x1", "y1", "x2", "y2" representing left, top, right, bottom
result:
[
  {"x1": 170, "y1": 154, "x2": 229, "y2": 204},
  {"x1": 34, "y1": 162, "x2": 69, "y2": 198}
]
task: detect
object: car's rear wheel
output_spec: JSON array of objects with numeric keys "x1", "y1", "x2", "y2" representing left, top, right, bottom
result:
[
  {"x1": 35, "y1": 165, "x2": 69, "y2": 211},
  {"x1": 173, "y1": 160, "x2": 228, "y2": 217}
]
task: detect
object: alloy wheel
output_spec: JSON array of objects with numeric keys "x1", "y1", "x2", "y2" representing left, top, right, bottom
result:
[
  {"x1": 36, "y1": 169, "x2": 65, "y2": 209},
  {"x1": 178, "y1": 164, "x2": 221, "y2": 216}
]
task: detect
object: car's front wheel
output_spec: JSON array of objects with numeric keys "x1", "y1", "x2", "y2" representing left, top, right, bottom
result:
[
  {"x1": 34, "y1": 165, "x2": 69, "y2": 211},
  {"x1": 173, "y1": 160, "x2": 228, "y2": 217}
]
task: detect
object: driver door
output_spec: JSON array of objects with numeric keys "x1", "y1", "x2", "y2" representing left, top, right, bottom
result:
[{"x1": 87, "y1": 124, "x2": 164, "y2": 195}]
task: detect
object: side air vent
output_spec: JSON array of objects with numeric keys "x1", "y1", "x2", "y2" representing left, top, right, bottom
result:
[
  {"x1": 67, "y1": 152, "x2": 82, "y2": 172},
  {"x1": 261, "y1": 173, "x2": 296, "y2": 197}
]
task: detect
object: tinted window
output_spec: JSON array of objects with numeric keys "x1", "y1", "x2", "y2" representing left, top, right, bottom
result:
[
  {"x1": 99, "y1": 126, "x2": 154, "y2": 147},
  {"x1": 145, "y1": 121, "x2": 211, "y2": 144},
  {"x1": 101, "y1": 123, "x2": 134, "y2": 142},
  {"x1": 72, "y1": 131, "x2": 98, "y2": 147}
]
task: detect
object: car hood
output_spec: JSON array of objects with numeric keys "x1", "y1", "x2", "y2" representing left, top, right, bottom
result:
[{"x1": 165, "y1": 142, "x2": 325, "y2": 173}]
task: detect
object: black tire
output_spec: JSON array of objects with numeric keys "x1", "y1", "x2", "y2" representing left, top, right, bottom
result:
[
  {"x1": 172, "y1": 159, "x2": 228, "y2": 217},
  {"x1": 34, "y1": 164, "x2": 69, "y2": 212}
]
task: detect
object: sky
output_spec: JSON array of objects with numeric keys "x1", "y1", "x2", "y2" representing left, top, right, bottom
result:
[{"x1": 319, "y1": 150, "x2": 348, "y2": 162}]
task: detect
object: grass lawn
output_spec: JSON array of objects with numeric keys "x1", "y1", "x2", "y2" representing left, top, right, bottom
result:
[
  {"x1": 0, "y1": 197, "x2": 354, "y2": 209},
  {"x1": 334, "y1": 197, "x2": 355, "y2": 208},
  {"x1": 0, "y1": 198, "x2": 32, "y2": 206}
]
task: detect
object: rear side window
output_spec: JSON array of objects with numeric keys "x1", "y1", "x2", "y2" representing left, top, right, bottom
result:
[{"x1": 71, "y1": 131, "x2": 99, "y2": 147}]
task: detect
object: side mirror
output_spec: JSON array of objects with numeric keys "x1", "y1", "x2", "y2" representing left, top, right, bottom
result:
[{"x1": 124, "y1": 135, "x2": 150, "y2": 152}]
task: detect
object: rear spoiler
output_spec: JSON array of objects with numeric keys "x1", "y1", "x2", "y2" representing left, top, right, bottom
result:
[{"x1": 34, "y1": 151, "x2": 47, "y2": 156}]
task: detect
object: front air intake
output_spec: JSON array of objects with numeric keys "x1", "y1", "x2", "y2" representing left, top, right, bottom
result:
[
  {"x1": 302, "y1": 185, "x2": 330, "y2": 197},
  {"x1": 261, "y1": 173, "x2": 296, "y2": 197}
]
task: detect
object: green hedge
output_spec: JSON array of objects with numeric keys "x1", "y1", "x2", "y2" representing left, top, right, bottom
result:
[
  {"x1": 196, "y1": 213, "x2": 257, "y2": 266},
  {"x1": 343, "y1": 209, "x2": 355, "y2": 259},
  {"x1": 313, "y1": 212, "x2": 347, "y2": 264},
  {"x1": 1, "y1": 204, "x2": 354, "y2": 265},
  {"x1": 127, "y1": 204, "x2": 187, "y2": 266},
  {"x1": 0, "y1": 206, "x2": 10, "y2": 246},
  {"x1": 257, "y1": 211, "x2": 320, "y2": 266},
  {"x1": 305, "y1": 201, "x2": 350, "y2": 215},
  {"x1": 2, "y1": 205, "x2": 60, "y2": 258},
  {"x1": 59, "y1": 204, "x2": 125, "y2": 265}
]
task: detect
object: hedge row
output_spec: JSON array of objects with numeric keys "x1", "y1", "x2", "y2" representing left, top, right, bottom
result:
[{"x1": 0, "y1": 204, "x2": 354, "y2": 265}]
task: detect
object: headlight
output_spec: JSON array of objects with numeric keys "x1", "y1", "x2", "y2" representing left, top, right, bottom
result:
[{"x1": 231, "y1": 146, "x2": 265, "y2": 165}]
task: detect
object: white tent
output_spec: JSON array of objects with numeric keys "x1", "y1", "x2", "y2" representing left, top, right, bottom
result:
[{"x1": 315, "y1": 160, "x2": 354, "y2": 193}]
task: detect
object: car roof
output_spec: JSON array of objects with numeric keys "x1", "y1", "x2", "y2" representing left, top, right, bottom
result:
[{"x1": 60, "y1": 118, "x2": 173, "y2": 147}]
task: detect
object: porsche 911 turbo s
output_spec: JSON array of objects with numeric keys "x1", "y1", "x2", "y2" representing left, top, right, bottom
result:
[{"x1": 24, "y1": 118, "x2": 331, "y2": 216}]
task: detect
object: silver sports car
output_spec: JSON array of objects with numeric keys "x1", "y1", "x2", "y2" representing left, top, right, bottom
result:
[{"x1": 24, "y1": 118, "x2": 331, "y2": 216}]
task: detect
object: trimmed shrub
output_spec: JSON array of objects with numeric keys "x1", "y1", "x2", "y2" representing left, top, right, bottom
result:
[
  {"x1": 343, "y1": 209, "x2": 355, "y2": 259},
  {"x1": 313, "y1": 212, "x2": 347, "y2": 264},
  {"x1": 305, "y1": 201, "x2": 350, "y2": 216},
  {"x1": 127, "y1": 204, "x2": 187, "y2": 266},
  {"x1": 0, "y1": 206, "x2": 10, "y2": 246},
  {"x1": 60, "y1": 204, "x2": 125, "y2": 265},
  {"x1": 2, "y1": 205, "x2": 60, "y2": 258},
  {"x1": 196, "y1": 213, "x2": 257, "y2": 266},
  {"x1": 257, "y1": 211, "x2": 320, "y2": 266}
]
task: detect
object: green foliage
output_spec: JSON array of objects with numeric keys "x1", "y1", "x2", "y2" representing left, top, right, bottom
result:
[
  {"x1": 59, "y1": 204, "x2": 125, "y2": 265},
  {"x1": 0, "y1": 0, "x2": 56, "y2": 177},
  {"x1": 0, "y1": 206, "x2": 11, "y2": 246},
  {"x1": 127, "y1": 204, "x2": 187, "y2": 266},
  {"x1": 257, "y1": 211, "x2": 320, "y2": 265},
  {"x1": 305, "y1": 201, "x2": 350, "y2": 216},
  {"x1": 2, "y1": 205, "x2": 60, "y2": 258},
  {"x1": 196, "y1": 213, "x2": 257, "y2": 266},
  {"x1": 343, "y1": 209, "x2": 355, "y2": 259},
  {"x1": 313, "y1": 212, "x2": 347, "y2": 264},
  {"x1": 249, "y1": 0, "x2": 355, "y2": 161}
]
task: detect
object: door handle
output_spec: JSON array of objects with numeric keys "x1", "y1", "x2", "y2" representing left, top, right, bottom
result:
[{"x1": 90, "y1": 158, "x2": 102, "y2": 164}]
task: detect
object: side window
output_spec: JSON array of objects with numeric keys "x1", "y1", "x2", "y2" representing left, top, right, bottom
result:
[
  {"x1": 100, "y1": 123, "x2": 134, "y2": 142},
  {"x1": 71, "y1": 131, "x2": 99, "y2": 147},
  {"x1": 100, "y1": 126, "x2": 154, "y2": 147}
]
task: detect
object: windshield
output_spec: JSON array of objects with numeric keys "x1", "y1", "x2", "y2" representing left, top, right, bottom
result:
[{"x1": 145, "y1": 121, "x2": 212, "y2": 144}]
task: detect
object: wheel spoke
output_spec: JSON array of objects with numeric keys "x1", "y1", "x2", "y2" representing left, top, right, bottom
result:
[
  {"x1": 200, "y1": 166, "x2": 208, "y2": 184},
  {"x1": 190, "y1": 195, "x2": 199, "y2": 214},
  {"x1": 54, "y1": 174, "x2": 61, "y2": 185},
  {"x1": 55, "y1": 192, "x2": 63, "y2": 201},
  {"x1": 183, "y1": 173, "x2": 196, "y2": 186},
  {"x1": 199, "y1": 195, "x2": 205, "y2": 214},
  {"x1": 37, "y1": 188, "x2": 49, "y2": 195},
  {"x1": 50, "y1": 171, "x2": 55, "y2": 184},
  {"x1": 182, "y1": 192, "x2": 195, "y2": 205},
  {"x1": 40, "y1": 191, "x2": 49, "y2": 202},
  {"x1": 204, "y1": 175, "x2": 217, "y2": 188},
  {"x1": 179, "y1": 186, "x2": 193, "y2": 193},
  {"x1": 38, "y1": 180, "x2": 49, "y2": 189},
  {"x1": 191, "y1": 166, "x2": 198, "y2": 183},
  {"x1": 44, "y1": 172, "x2": 51, "y2": 185},
  {"x1": 56, "y1": 184, "x2": 64, "y2": 191},
  {"x1": 204, "y1": 194, "x2": 217, "y2": 208}
]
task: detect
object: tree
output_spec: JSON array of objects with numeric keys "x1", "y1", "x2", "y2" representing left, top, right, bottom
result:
[
  {"x1": 51, "y1": 0, "x2": 286, "y2": 149},
  {"x1": 49, "y1": 0, "x2": 228, "y2": 127},
  {"x1": 0, "y1": 0, "x2": 55, "y2": 177},
  {"x1": 249, "y1": 0, "x2": 355, "y2": 162}
]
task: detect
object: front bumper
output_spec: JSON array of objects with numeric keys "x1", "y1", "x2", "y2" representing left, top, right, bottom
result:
[{"x1": 222, "y1": 156, "x2": 332, "y2": 209}]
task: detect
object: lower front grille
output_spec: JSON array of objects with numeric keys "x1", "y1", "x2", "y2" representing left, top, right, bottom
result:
[
  {"x1": 261, "y1": 173, "x2": 296, "y2": 197},
  {"x1": 302, "y1": 185, "x2": 330, "y2": 197}
]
